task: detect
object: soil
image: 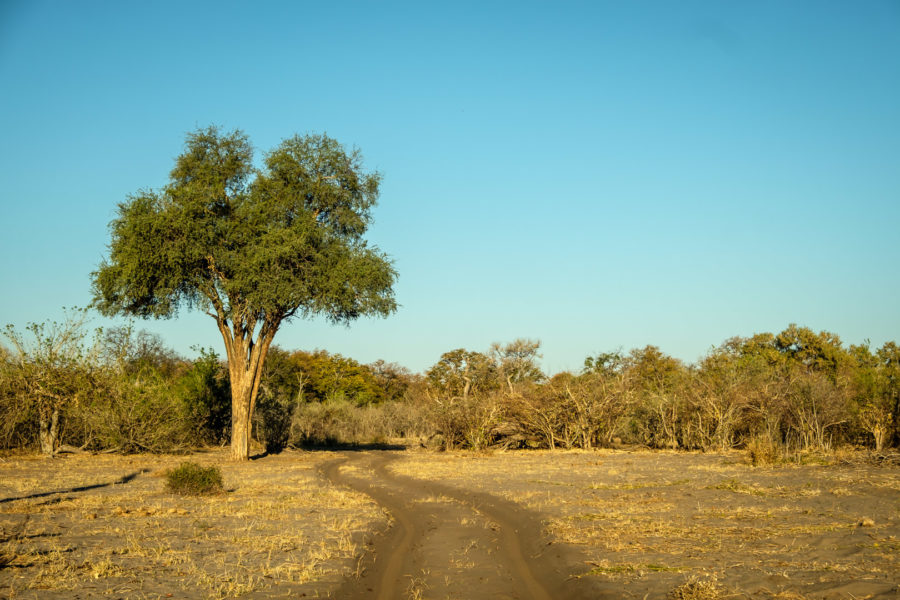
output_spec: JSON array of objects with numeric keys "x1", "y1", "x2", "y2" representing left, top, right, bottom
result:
[
  {"x1": 2, "y1": 447, "x2": 899, "y2": 599},
  {"x1": 320, "y1": 452, "x2": 596, "y2": 600}
]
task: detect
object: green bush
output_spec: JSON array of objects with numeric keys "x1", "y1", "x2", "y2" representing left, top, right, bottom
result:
[{"x1": 165, "y1": 462, "x2": 224, "y2": 496}]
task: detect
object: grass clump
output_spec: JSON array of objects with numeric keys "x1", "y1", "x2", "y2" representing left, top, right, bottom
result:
[
  {"x1": 667, "y1": 576, "x2": 726, "y2": 600},
  {"x1": 709, "y1": 478, "x2": 770, "y2": 496},
  {"x1": 165, "y1": 462, "x2": 224, "y2": 496}
]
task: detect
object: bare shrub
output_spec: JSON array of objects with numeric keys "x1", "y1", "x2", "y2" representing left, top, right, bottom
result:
[
  {"x1": 783, "y1": 370, "x2": 848, "y2": 451},
  {"x1": 667, "y1": 576, "x2": 726, "y2": 600},
  {"x1": 287, "y1": 397, "x2": 430, "y2": 447},
  {"x1": 0, "y1": 355, "x2": 36, "y2": 450},
  {"x1": 425, "y1": 394, "x2": 504, "y2": 450}
]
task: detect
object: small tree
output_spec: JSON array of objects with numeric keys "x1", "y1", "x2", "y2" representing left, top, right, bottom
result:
[
  {"x1": 92, "y1": 127, "x2": 397, "y2": 460},
  {"x1": 490, "y1": 338, "x2": 544, "y2": 394},
  {"x1": 2, "y1": 309, "x2": 95, "y2": 455},
  {"x1": 425, "y1": 349, "x2": 497, "y2": 400}
]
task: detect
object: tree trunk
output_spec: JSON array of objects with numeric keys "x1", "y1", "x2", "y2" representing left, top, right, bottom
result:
[
  {"x1": 39, "y1": 406, "x2": 60, "y2": 456},
  {"x1": 223, "y1": 324, "x2": 277, "y2": 461},
  {"x1": 230, "y1": 369, "x2": 254, "y2": 460}
]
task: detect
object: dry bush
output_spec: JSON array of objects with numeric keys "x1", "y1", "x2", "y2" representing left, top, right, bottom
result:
[
  {"x1": 424, "y1": 394, "x2": 504, "y2": 450},
  {"x1": 783, "y1": 371, "x2": 849, "y2": 451},
  {"x1": 746, "y1": 434, "x2": 784, "y2": 466},
  {"x1": 0, "y1": 377, "x2": 35, "y2": 450},
  {"x1": 667, "y1": 576, "x2": 726, "y2": 600},
  {"x1": 74, "y1": 369, "x2": 197, "y2": 453}
]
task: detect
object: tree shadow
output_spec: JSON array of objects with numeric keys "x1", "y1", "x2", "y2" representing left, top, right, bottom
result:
[
  {"x1": 0, "y1": 469, "x2": 150, "y2": 504},
  {"x1": 294, "y1": 441, "x2": 409, "y2": 452}
]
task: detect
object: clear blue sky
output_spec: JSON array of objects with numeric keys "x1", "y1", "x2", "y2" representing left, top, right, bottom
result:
[{"x1": 1, "y1": 1, "x2": 898, "y2": 374}]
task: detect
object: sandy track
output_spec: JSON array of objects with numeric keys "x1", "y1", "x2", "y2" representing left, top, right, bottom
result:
[{"x1": 320, "y1": 451, "x2": 598, "y2": 600}]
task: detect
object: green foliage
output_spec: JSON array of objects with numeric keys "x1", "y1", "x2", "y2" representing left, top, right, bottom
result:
[
  {"x1": 251, "y1": 347, "x2": 415, "y2": 452},
  {"x1": 92, "y1": 126, "x2": 397, "y2": 326},
  {"x1": 426, "y1": 349, "x2": 499, "y2": 399},
  {"x1": 261, "y1": 347, "x2": 390, "y2": 405},
  {"x1": 583, "y1": 350, "x2": 625, "y2": 375},
  {"x1": 75, "y1": 330, "x2": 227, "y2": 453},
  {"x1": 774, "y1": 324, "x2": 848, "y2": 380},
  {"x1": 165, "y1": 462, "x2": 224, "y2": 496},
  {"x1": 176, "y1": 348, "x2": 230, "y2": 444}
]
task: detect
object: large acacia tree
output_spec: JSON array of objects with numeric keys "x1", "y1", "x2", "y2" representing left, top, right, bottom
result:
[{"x1": 92, "y1": 127, "x2": 397, "y2": 460}]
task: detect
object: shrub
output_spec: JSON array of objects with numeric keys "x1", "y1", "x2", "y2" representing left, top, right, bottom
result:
[
  {"x1": 165, "y1": 462, "x2": 224, "y2": 496},
  {"x1": 746, "y1": 434, "x2": 782, "y2": 466},
  {"x1": 76, "y1": 369, "x2": 196, "y2": 453}
]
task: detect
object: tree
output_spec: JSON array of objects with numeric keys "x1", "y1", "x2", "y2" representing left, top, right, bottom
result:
[
  {"x1": 2, "y1": 309, "x2": 96, "y2": 455},
  {"x1": 425, "y1": 349, "x2": 498, "y2": 400},
  {"x1": 490, "y1": 338, "x2": 544, "y2": 394},
  {"x1": 624, "y1": 345, "x2": 687, "y2": 448},
  {"x1": 92, "y1": 127, "x2": 397, "y2": 460}
]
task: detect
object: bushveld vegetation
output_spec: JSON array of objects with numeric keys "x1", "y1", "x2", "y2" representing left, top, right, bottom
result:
[{"x1": 2, "y1": 314, "x2": 898, "y2": 457}]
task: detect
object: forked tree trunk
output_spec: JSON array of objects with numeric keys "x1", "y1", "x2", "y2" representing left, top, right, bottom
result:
[
  {"x1": 223, "y1": 325, "x2": 276, "y2": 461},
  {"x1": 39, "y1": 406, "x2": 60, "y2": 456},
  {"x1": 230, "y1": 368, "x2": 254, "y2": 460}
]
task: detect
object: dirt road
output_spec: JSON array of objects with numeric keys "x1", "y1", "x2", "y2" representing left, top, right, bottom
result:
[{"x1": 320, "y1": 451, "x2": 599, "y2": 600}]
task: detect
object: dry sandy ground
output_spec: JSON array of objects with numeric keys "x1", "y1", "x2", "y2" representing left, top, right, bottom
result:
[
  {"x1": 2, "y1": 447, "x2": 899, "y2": 599},
  {"x1": 0, "y1": 450, "x2": 385, "y2": 599},
  {"x1": 388, "y1": 448, "x2": 900, "y2": 599}
]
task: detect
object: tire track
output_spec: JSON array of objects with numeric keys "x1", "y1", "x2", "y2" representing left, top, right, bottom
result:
[
  {"x1": 320, "y1": 451, "x2": 596, "y2": 600},
  {"x1": 321, "y1": 455, "x2": 420, "y2": 600}
]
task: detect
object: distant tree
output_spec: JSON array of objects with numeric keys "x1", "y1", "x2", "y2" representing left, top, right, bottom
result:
[
  {"x1": 100, "y1": 325, "x2": 182, "y2": 378},
  {"x1": 92, "y1": 127, "x2": 397, "y2": 460},
  {"x1": 490, "y1": 339, "x2": 544, "y2": 394},
  {"x1": 368, "y1": 359, "x2": 412, "y2": 402},
  {"x1": 774, "y1": 324, "x2": 849, "y2": 380},
  {"x1": 290, "y1": 349, "x2": 386, "y2": 405},
  {"x1": 624, "y1": 345, "x2": 687, "y2": 448},
  {"x1": 426, "y1": 349, "x2": 497, "y2": 399},
  {"x1": 583, "y1": 349, "x2": 625, "y2": 376},
  {"x1": 871, "y1": 342, "x2": 900, "y2": 449}
]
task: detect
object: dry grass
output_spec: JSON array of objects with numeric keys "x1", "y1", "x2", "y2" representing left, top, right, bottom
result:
[
  {"x1": 3, "y1": 447, "x2": 898, "y2": 599},
  {"x1": 0, "y1": 450, "x2": 385, "y2": 599},
  {"x1": 666, "y1": 575, "x2": 727, "y2": 600}
]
